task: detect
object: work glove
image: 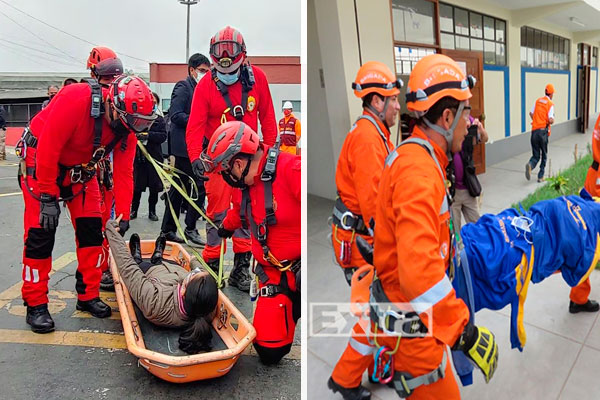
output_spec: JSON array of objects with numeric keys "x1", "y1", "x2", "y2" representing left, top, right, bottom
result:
[
  {"x1": 39, "y1": 193, "x2": 60, "y2": 231},
  {"x1": 453, "y1": 324, "x2": 498, "y2": 383},
  {"x1": 117, "y1": 219, "x2": 130, "y2": 237},
  {"x1": 192, "y1": 159, "x2": 209, "y2": 182},
  {"x1": 217, "y1": 224, "x2": 234, "y2": 239}
]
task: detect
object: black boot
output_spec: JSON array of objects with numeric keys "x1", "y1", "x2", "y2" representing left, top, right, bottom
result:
[
  {"x1": 129, "y1": 233, "x2": 142, "y2": 264},
  {"x1": 26, "y1": 304, "x2": 55, "y2": 334},
  {"x1": 76, "y1": 297, "x2": 112, "y2": 318},
  {"x1": 130, "y1": 210, "x2": 138, "y2": 220},
  {"x1": 569, "y1": 300, "x2": 600, "y2": 313},
  {"x1": 185, "y1": 228, "x2": 206, "y2": 246},
  {"x1": 228, "y1": 252, "x2": 252, "y2": 292},
  {"x1": 151, "y1": 234, "x2": 167, "y2": 264},
  {"x1": 327, "y1": 377, "x2": 371, "y2": 400},
  {"x1": 148, "y1": 211, "x2": 158, "y2": 221},
  {"x1": 100, "y1": 269, "x2": 115, "y2": 291},
  {"x1": 163, "y1": 231, "x2": 184, "y2": 243}
]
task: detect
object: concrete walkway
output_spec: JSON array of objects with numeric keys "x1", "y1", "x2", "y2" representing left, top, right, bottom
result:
[{"x1": 308, "y1": 125, "x2": 600, "y2": 399}]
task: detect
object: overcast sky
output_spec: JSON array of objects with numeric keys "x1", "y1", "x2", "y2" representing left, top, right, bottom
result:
[{"x1": 0, "y1": 0, "x2": 300, "y2": 73}]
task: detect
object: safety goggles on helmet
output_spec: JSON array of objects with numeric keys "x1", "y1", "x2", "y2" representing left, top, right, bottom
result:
[
  {"x1": 117, "y1": 109, "x2": 157, "y2": 133},
  {"x1": 352, "y1": 79, "x2": 403, "y2": 93},
  {"x1": 210, "y1": 40, "x2": 244, "y2": 60},
  {"x1": 406, "y1": 75, "x2": 476, "y2": 103}
]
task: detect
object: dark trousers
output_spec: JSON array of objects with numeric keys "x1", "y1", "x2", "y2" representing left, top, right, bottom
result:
[
  {"x1": 160, "y1": 156, "x2": 206, "y2": 233},
  {"x1": 132, "y1": 190, "x2": 159, "y2": 214},
  {"x1": 528, "y1": 128, "x2": 549, "y2": 179}
]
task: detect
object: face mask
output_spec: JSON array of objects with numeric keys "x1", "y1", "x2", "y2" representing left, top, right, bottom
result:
[
  {"x1": 194, "y1": 71, "x2": 206, "y2": 83},
  {"x1": 217, "y1": 70, "x2": 240, "y2": 86},
  {"x1": 283, "y1": 109, "x2": 292, "y2": 117},
  {"x1": 109, "y1": 118, "x2": 130, "y2": 137}
]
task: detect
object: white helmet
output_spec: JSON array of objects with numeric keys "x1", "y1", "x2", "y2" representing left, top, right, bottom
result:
[{"x1": 283, "y1": 101, "x2": 293, "y2": 111}]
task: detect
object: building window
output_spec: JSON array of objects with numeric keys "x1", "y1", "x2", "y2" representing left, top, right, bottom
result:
[
  {"x1": 520, "y1": 26, "x2": 569, "y2": 70},
  {"x1": 439, "y1": 3, "x2": 506, "y2": 65},
  {"x1": 593, "y1": 47, "x2": 598, "y2": 68},
  {"x1": 394, "y1": 46, "x2": 436, "y2": 75},
  {"x1": 391, "y1": 0, "x2": 436, "y2": 46},
  {"x1": 2, "y1": 103, "x2": 42, "y2": 127}
]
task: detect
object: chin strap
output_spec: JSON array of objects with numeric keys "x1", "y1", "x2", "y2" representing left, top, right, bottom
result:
[
  {"x1": 422, "y1": 101, "x2": 465, "y2": 156},
  {"x1": 366, "y1": 95, "x2": 393, "y2": 130}
]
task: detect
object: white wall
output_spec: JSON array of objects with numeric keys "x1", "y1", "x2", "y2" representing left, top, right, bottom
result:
[
  {"x1": 524, "y1": 72, "x2": 569, "y2": 125},
  {"x1": 483, "y1": 69, "x2": 505, "y2": 142}
]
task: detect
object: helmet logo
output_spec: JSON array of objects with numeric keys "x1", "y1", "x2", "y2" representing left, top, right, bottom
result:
[
  {"x1": 219, "y1": 58, "x2": 232, "y2": 68},
  {"x1": 360, "y1": 72, "x2": 386, "y2": 84},
  {"x1": 247, "y1": 96, "x2": 256, "y2": 112}
]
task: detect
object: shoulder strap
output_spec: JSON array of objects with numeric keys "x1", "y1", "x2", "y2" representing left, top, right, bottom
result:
[
  {"x1": 386, "y1": 137, "x2": 446, "y2": 188},
  {"x1": 81, "y1": 78, "x2": 103, "y2": 150},
  {"x1": 356, "y1": 114, "x2": 393, "y2": 154}
]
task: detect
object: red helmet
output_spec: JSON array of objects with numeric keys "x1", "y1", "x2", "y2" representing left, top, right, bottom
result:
[
  {"x1": 201, "y1": 121, "x2": 260, "y2": 174},
  {"x1": 87, "y1": 46, "x2": 123, "y2": 78},
  {"x1": 209, "y1": 26, "x2": 246, "y2": 74},
  {"x1": 109, "y1": 75, "x2": 157, "y2": 133}
]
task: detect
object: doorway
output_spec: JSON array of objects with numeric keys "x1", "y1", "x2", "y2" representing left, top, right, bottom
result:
[
  {"x1": 578, "y1": 43, "x2": 592, "y2": 132},
  {"x1": 441, "y1": 49, "x2": 486, "y2": 174}
]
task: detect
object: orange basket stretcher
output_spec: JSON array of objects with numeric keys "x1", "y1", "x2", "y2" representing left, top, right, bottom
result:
[{"x1": 109, "y1": 240, "x2": 256, "y2": 383}]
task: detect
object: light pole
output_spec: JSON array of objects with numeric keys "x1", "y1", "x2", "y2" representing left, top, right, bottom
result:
[{"x1": 179, "y1": 0, "x2": 198, "y2": 62}]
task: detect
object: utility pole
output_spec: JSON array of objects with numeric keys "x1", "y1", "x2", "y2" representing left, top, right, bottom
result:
[{"x1": 179, "y1": 0, "x2": 198, "y2": 62}]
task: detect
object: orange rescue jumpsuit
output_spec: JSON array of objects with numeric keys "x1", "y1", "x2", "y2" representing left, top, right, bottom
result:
[
  {"x1": 330, "y1": 110, "x2": 394, "y2": 389},
  {"x1": 571, "y1": 115, "x2": 600, "y2": 304},
  {"x1": 372, "y1": 126, "x2": 469, "y2": 399}
]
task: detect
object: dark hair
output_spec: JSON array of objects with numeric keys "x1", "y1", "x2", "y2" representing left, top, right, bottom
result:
[
  {"x1": 152, "y1": 92, "x2": 160, "y2": 104},
  {"x1": 362, "y1": 92, "x2": 383, "y2": 109},
  {"x1": 47, "y1": 85, "x2": 59, "y2": 91},
  {"x1": 62, "y1": 78, "x2": 78, "y2": 87},
  {"x1": 188, "y1": 53, "x2": 210, "y2": 70},
  {"x1": 178, "y1": 274, "x2": 219, "y2": 354},
  {"x1": 419, "y1": 96, "x2": 460, "y2": 125}
]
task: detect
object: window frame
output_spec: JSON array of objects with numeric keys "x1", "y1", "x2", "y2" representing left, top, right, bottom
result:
[
  {"x1": 520, "y1": 26, "x2": 570, "y2": 71},
  {"x1": 437, "y1": 2, "x2": 507, "y2": 65}
]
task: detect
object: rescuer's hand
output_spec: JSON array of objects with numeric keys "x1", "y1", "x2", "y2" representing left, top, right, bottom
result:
[
  {"x1": 453, "y1": 324, "x2": 498, "y2": 383},
  {"x1": 39, "y1": 193, "x2": 60, "y2": 231},
  {"x1": 192, "y1": 159, "x2": 209, "y2": 182},
  {"x1": 217, "y1": 224, "x2": 234, "y2": 238}
]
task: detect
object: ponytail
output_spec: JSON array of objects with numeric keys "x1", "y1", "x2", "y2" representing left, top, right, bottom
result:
[{"x1": 178, "y1": 309, "x2": 216, "y2": 354}]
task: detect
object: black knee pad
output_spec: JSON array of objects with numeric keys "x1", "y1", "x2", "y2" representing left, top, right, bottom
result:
[
  {"x1": 75, "y1": 217, "x2": 103, "y2": 248},
  {"x1": 25, "y1": 227, "x2": 56, "y2": 259},
  {"x1": 253, "y1": 342, "x2": 292, "y2": 365}
]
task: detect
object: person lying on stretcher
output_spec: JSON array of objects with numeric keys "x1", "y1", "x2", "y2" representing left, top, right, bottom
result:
[{"x1": 105, "y1": 218, "x2": 218, "y2": 354}]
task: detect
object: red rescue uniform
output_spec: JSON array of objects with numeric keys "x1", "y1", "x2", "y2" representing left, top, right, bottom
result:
[
  {"x1": 223, "y1": 149, "x2": 300, "y2": 356},
  {"x1": 372, "y1": 126, "x2": 469, "y2": 399},
  {"x1": 186, "y1": 66, "x2": 277, "y2": 261},
  {"x1": 21, "y1": 83, "x2": 136, "y2": 306}
]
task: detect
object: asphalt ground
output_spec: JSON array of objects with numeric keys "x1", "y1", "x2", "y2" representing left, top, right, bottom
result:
[{"x1": 0, "y1": 152, "x2": 300, "y2": 400}]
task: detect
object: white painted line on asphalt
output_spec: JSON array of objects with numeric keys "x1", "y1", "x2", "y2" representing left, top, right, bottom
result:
[{"x1": 0, "y1": 192, "x2": 20, "y2": 197}]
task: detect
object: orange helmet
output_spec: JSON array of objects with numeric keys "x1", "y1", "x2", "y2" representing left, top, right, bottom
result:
[
  {"x1": 201, "y1": 121, "x2": 260, "y2": 175},
  {"x1": 405, "y1": 54, "x2": 475, "y2": 116},
  {"x1": 545, "y1": 84, "x2": 555, "y2": 95},
  {"x1": 352, "y1": 61, "x2": 403, "y2": 98},
  {"x1": 87, "y1": 46, "x2": 123, "y2": 79}
]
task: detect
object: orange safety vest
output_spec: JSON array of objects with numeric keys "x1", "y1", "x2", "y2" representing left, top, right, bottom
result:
[
  {"x1": 278, "y1": 115, "x2": 298, "y2": 146},
  {"x1": 531, "y1": 95, "x2": 554, "y2": 134}
]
